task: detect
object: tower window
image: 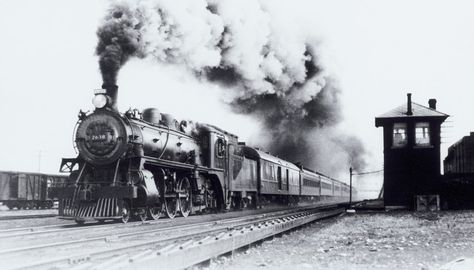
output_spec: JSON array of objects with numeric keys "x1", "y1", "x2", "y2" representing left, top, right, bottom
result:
[
  {"x1": 393, "y1": 123, "x2": 407, "y2": 147},
  {"x1": 415, "y1": 122, "x2": 431, "y2": 146}
]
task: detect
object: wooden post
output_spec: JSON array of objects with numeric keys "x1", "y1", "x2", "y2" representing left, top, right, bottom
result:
[{"x1": 349, "y1": 167, "x2": 353, "y2": 206}]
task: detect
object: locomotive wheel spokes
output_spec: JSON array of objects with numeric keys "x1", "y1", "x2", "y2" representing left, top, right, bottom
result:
[
  {"x1": 137, "y1": 208, "x2": 147, "y2": 222},
  {"x1": 178, "y1": 177, "x2": 192, "y2": 218},
  {"x1": 241, "y1": 197, "x2": 248, "y2": 209},
  {"x1": 148, "y1": 206, "x2": 162, "y2": 220},
  {"x1": 164, "y1": 193, "x2": 178, "y2": 219},
  {"x1": 204, "y1": 179, "x2": 217, "y2": 211},
  {"x1": 231, "y1": 196, "x2": 241, "y2": 210},
  {"x1": 120, "y1": 200, "x2": 131, "y2": 223}
]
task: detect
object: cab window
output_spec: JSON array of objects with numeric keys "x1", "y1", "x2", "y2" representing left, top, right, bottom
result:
[{"x1": 215, "y1": 138, "x2": 226, "y2": 158}]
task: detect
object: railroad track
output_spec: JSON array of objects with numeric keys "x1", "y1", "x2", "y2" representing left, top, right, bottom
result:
[
  {"x1": 0, "y1": 203, "x2": 336, "y2": 240},
  {"x1": 0, "y1": 204, "x2": 345, "y2": 270},
  {"x1": 0, "y1": 204, "x2": 329, "y2": 249},
  {"x1": 0, "y1": 213, "x2": 57, "y2": 221},
  {"x1": 0, "y1": 205, "x2": 312, "y2": 240},
  {"x1": 0, "y1": 209, "x2": 58, "y2": 221}
]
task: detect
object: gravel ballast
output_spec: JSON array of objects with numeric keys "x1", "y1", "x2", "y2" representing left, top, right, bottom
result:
[{"x1": 210, "y1": 211, "x2": 474, "y2": 270}]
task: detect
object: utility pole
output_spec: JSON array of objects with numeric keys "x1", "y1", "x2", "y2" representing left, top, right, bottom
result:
[
  {"x1": 349, "y1": 167, "x2": 353, "y2": 206},
  {"x1": 38, "y1": 150, "x2": 42, "y2": 173}
]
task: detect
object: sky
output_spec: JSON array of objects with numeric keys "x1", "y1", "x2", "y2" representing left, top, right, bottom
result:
[{"x1": 1, "y1": 0, "x2": 474, "y2": 199}]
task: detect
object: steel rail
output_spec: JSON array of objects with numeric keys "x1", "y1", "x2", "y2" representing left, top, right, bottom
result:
[
  {"x1": 0, "y1": 204, "x2": 323, "y2": 240},
  {"x1": 0, "y1": 205, "x2": 319, "y2": 255},
  {"x1": 0, "y1": 214, "x2": 56, "y2": 221},
  {"x1": 125, "y1": 208, "x2": 344, "y2": 270},
  {"x1": 0, "y1": 223, "x2": 73, "y2": 235},
  {"x1": 14, "y1": 207, "x2": 341, "y2": 270}
]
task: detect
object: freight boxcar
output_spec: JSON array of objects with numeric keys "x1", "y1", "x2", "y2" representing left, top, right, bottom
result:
[
  {"x1": 0, "y1": 171, "x2": 68, "y2": 209},
  {"x1": 442, "y1": 133, "x2": 474, "y2": 209},
  {"x1": 444, "y1": 132, "x2": 474, "y2": 175}
]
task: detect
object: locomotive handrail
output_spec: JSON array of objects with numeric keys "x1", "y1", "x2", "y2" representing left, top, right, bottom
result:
[
  {"x1": 156, "y1": 125, "x2": 171, "y2": 160},
  {"x1": 112, "y1": 159, "x2": 120, "y2": 186},
  {"x1": 123, "y1": 112, "x2": 137, "y2": 145},
  {"x1": 143, "y1": 157, "x2": 215, "y2": 172},
  {"x1": 73, "y1": 110, "x2": 91, "y2": 155},
  {"x1": 72, "y1": 119, "x2": 81, "y2": 155},
  {"x1": 124, "y1": 111, "x2": 171, "y2": 160},
  {"x1": 74, "y1": 162, "x2": 88, "y2": 186}
]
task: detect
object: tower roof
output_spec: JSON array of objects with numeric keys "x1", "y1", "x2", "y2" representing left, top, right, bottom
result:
[
  {"x1": 377, "y1": 102, "x2": 448, "y2": 118},
  {"x1": 375, "y1": 101, "x2": 449, "y2": 127}
]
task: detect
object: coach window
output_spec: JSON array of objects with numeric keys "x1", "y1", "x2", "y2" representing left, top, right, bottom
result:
[
  {"x1": 270, "y1": 164, "x2": 276, "y2": 181},
  {"x1": 262, "y1": 161, "x2": 269, "y2": 180},
  {"x1": 415, "y1": 122, "x2": 431, "y2": 146},
  {"x1": 393, "y1": 123, "x2": 407, "y2": 147}
]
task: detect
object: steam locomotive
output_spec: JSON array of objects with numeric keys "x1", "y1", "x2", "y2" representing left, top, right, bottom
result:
[{"x1": 50, "y1": 84, "x2": 353, "y2": 224}]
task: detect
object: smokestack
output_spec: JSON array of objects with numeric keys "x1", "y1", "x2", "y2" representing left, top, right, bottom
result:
[
  {"x1": 407, "y1": 93, "x2": 412, "y2": 116},
  {"x1": 428, "y1": 99, "x2": 437, "y2": 110},
  {"x1": 102, "y1": 83, "x2": 118, "y2": 111}
]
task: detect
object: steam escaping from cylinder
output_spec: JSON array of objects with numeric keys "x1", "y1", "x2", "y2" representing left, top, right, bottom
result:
[{"x1": 96, "y1": 0, "x2": 367, "y2": 174}]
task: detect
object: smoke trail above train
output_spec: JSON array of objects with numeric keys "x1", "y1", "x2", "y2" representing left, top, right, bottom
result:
[{"x1": 95, "y1": 0, "x2": 367, "y2": 175}]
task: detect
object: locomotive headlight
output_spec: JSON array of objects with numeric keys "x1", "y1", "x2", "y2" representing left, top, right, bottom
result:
[{"x1": 92, "y1": 94, "x2": 107, "y2": 109}]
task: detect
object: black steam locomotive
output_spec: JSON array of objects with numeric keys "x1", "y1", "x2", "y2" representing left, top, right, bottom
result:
[{"x1": 50, "y1": 85, "x2": 352, "y2": 224}]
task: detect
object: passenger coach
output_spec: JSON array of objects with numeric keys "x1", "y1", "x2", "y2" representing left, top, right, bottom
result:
[{"x1": 231, "y1": 146, "x2": 351, "y2": 206}]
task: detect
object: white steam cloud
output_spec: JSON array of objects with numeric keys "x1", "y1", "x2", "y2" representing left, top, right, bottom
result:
[{"x1": 96, "y1": 0, "x2": 368, "y2": 175}]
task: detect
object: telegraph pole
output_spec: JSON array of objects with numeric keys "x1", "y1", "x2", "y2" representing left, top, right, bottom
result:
[
  {"x1": 38, "y1": 150, "x2": 42, "y2": 173},
  {"x1": 349, "y1": 167, "x2": 353, "y2": 206}
]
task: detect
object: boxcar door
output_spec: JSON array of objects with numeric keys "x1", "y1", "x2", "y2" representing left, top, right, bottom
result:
[
  {"x1": 9, "y1": 174, "x2": 19, "y2": 199},
  {"x1": 18, "y1": 174, "x2": 27, "y2": 199},
  {"x1": 0, "y1": 172, "x2": 10, "y2": 200},
  {"x1": 41, "y1": 176, "x2": 48, "y2": 200}
]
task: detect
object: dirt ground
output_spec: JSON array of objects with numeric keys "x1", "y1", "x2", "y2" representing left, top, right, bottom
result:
[{"x1": 209, "y1": 211, "x2": 474, "y2": 270}]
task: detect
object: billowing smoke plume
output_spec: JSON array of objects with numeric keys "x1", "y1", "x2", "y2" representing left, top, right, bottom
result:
[
  {"x1": 96, "y1": 3, "x2": 147, "y2": 85},
  {"x1": 96, "y1": 0, "x2": 367, "y2": 174}
]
